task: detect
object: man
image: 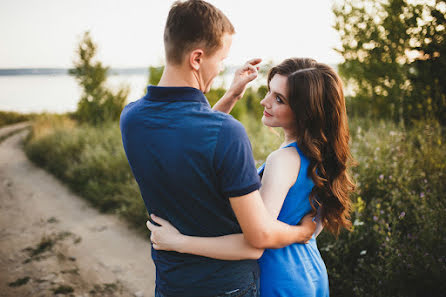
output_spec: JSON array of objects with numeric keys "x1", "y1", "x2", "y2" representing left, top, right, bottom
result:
[{"x1": 120, "y1": 1, "x2": 315, "y2": 296}]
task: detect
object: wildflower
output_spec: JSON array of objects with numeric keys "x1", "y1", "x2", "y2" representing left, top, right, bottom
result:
[
  {"x1": 420, "y1": 192, "x2": 425, "y2": 198},
  {"x1": 379, "y1": 174, "x2": 384, "y2": 180},
  {"x1": 399, "y1": 212, "x2": 405, "y2": 219},
  {"x1": 360, "y1": 250, "x2": 367, "y2": 256},
  {"x1": 373, "y1": 216, "x2": 378, "y2": 221}
]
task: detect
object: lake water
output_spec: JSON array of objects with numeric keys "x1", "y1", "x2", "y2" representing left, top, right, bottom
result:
[
  {"x1": 0, "y1": 72, "x2": 234, "y2": 114},
  {"x1": 0, "y1": 74, "x2": 150, "y2": 113}
]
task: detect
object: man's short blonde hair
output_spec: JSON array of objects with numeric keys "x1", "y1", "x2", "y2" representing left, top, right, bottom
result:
[{"x1": 164, "y1": 0, "x2": 235, "y2": 65}]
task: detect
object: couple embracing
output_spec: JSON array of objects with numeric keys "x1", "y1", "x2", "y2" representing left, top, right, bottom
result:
[{"x1": 120, "y1": 1, "x2": 355, "y2": 296}]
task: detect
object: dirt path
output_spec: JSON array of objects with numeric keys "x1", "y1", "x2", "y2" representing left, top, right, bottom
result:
[{"x1": 0, "y1": 124, "x2": 156, "y2": 297}]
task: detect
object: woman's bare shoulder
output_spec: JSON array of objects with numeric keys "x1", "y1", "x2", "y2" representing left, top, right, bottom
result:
[{"x1": 264, "y1": 146, "x2": 301, "y2": 185}]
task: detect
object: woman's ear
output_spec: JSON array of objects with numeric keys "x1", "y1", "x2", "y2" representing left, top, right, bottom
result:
[{"x1": 189, "y1": 49, "x2": 204, "y2": 71}]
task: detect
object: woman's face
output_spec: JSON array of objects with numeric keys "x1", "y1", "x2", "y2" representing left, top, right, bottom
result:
[{"x1": 260, "y1": 74, "x2": 296, "y2": 131}]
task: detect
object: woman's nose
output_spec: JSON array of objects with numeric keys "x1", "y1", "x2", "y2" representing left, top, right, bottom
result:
[{"x1": 260, "y1": 96, "x2": 270, "y2": 108}]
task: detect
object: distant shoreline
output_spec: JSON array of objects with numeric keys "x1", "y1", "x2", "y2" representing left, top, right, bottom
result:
[
  {"x1": 0, "y1": 68, "x2": 149, "y2": 76},
  {"x1": 0, "y1": 64, "x2": 340, "y2": 77}
]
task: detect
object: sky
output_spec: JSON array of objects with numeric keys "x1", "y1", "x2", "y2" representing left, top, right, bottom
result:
[{"x1": 0, "y1": 0, "x2": 343, "y2": 69}]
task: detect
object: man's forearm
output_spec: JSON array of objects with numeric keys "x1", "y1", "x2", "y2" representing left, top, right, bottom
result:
[
  {"x1": 256, "y1": 220, "x2": 315, "y2": 249},
  {"x1": 212, "y1": 90, "x2": 240, "y2": 113}
]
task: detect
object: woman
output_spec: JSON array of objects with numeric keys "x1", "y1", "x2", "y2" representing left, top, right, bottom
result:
[{"x1": 147, "y1": 58, "x2": 355, "y2": 297}]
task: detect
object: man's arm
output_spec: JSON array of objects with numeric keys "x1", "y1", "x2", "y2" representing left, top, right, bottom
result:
[
  {"x1": 147, "y1": 213, "x2": 316, "y2": 260},
  {"x1": 214, "y1": 117, "x2": 315, "y2": 249},
  {"x1": 146, "y1": 143, "x2": 316, "y2": 258},
  {"x1": 230, "y1": 190, "x2": 315, "y2": 249},
  {"x1": 212, "y1": 58, "x2": 261, "y2": 114}
]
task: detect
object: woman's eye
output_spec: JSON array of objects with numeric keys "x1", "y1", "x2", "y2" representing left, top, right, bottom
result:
[{"x1": 276, "y1": 96, "x2": 283, "y2": 104}]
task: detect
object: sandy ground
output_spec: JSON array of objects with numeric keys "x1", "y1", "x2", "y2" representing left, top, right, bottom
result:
[{"x1": 0, "y1": 123, "x2": 156, "y2": 297}]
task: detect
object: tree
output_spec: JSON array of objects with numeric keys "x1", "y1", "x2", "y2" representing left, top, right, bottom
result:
[
  {"x1": 69, "y1": 31, "x2": 129, "y2": 125},
  {"x1": 334, "y1": 0, "x2": 446, "y2": 125},
  {"x1": 148, "y1": 66, "x2": 164, "y2": 86},
  {"x1": 406, "y1": 1, "x2": 446, "y2": 125}
]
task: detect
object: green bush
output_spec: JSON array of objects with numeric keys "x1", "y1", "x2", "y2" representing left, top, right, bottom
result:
[
  {"x1": 24, "y1": 118, "x2": 147, "y2": 232},
  {"x1": 69, "y1": 31, "x2": 129, "y2": 125},
  {"x1": 0, "y1": 111, "x2": 34, "y2": 127},
  {"x1": 317, "y1": 118, "x2": 446, "y2": 297}
]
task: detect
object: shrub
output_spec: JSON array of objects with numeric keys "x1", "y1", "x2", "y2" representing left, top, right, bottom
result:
[
  {"x1": 317, "y1": 118, "x2": 446, "y2": 297},
  {"x1": 25, "y1": 116, "x2": 147, "y2": 232},
  {"x1": 0, "y1": 111, "x2": 34, "y2": 127}
]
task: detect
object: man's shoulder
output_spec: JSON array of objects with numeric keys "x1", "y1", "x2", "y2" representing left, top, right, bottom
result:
[
  {"x1": 120, "y1": 99, "x2": 143, "y2": 130},
  {"x1": 212, "y1": 111, "x2": 246, "y2": 135},
  {"x1": 213, "y1": 113, "x2": 251, "y2": 151},
  {"x1": 121, "y1": 99, "x2": 139, "y2": 116}
]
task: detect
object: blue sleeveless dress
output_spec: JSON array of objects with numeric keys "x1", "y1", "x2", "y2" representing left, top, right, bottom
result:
[{"x1": 257, "y1": 142, "x2": 329, "y2": 297}]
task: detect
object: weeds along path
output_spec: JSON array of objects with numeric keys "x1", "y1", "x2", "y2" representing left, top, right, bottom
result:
[
  {"x1": 0, "y1": 122, "x2": 30, "y2": 142},
  {"x1": 0, "y1": 127, "x2": 155, "y2": 297}
]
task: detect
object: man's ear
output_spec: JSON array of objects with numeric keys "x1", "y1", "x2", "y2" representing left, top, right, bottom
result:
[{"x1": 189, "y1": 49, "x2": 204, "y2": 71}]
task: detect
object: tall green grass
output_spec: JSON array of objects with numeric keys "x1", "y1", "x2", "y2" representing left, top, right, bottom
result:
[
  {"x1": 0, "y1": 110, "x2": 34, "y2": 127},
  {"x1": 318, "y1": 118, "x2": 445, "y2": 297},
  {"x1": 24, "y1": 115, "x2": 146, "y2": 232}
]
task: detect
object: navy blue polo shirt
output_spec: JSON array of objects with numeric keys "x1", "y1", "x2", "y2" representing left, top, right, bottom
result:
[{"x1": 120, "y1": 85, "x2": 261, "y2": 297}]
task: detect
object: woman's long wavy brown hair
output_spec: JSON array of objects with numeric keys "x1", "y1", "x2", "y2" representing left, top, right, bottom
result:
[{"x1": 268, "y1": 58, "x2": 356, "y2": 236}]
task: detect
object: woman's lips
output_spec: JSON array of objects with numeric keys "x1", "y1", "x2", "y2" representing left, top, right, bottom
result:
[{"x1": 263, "y1": 110, "x2": 272, "y2": 117}]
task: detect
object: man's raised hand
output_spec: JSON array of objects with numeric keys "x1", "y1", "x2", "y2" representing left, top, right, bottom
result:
[{"x1": 227, "y1": 58, "x2": 262, "y2": 100}]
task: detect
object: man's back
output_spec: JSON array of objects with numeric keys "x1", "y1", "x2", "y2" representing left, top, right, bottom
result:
[{"x1": 120, "y1": 86, "x2": 260, "y2": 297}]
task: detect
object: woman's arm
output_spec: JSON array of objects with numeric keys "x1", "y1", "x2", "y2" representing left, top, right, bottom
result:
[
  {"x1": 147, "y1": 216, "x2": 263, "y2": 260},
  {"x1": 259, "y1": 147, "x2": 300, "y2": 219},
  {"x1": 147, "y1": 213, "x2": 315, "y2": 261},
  {"x1": 228, "y1": 148, "x2": 316, "y2": 249},
  {"x1": 146, "y1": 147, "x2": 317, "y2": 260}
]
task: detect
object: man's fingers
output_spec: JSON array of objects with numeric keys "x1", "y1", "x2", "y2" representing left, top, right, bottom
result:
[
  {"x1": 241, "y1": 64, "x2": 258, "y2": 76},
  {"x1": 246, "y1": 58, "x2": 262, "y2": 66},
  {"x1": 245, "y1": 65, "x2": 258, "y2": 80},
  {"x1": 247, "y1": 71, "x2": 258, "y2": 81},
  {"x1": 151, "y1": 214, "x2": 169, "y2": 226},
  {"x1": 238, "y1": 59, "x2": 261, "y2": 74}
]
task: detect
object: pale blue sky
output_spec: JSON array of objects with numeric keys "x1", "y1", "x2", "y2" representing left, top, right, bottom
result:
[{"x1": 0, "y1": 0, "x2": 342, "y2": 68}]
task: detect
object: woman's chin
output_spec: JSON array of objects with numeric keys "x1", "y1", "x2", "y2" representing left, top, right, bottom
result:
[{"x1": 261, "y1": 117, "x2": 272, "y2": 127}]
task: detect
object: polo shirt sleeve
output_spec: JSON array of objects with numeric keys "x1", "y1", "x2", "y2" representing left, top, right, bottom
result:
[{"x1": 214, "y1": 117, "x2": 261, "y2": 198}]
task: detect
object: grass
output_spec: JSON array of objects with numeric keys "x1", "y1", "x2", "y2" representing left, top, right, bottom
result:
[
  {"x1": 52, "y1": 285, "x2": 74, "y2": 294},
  {"x1": 22, "y1": 231, "x2": 81, "y2": 264},
  {"x1": 0, "y1": 111, "x2": 33, "y2": 128},
  {"x1": 24, "y1": 115, "x2": 147, "y2": 233},
  {"x1": 8, "y1": 276, "x2": 30, "y2": 287}
]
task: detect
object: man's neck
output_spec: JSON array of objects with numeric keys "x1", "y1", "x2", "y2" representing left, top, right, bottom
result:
[{"x1": 158, "y1": 64, "x2": 200, "y2": 90}]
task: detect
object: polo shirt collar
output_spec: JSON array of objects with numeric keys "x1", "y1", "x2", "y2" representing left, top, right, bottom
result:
[{"x1": 145, "y1": 85, "x2": 209, "y2": 105}]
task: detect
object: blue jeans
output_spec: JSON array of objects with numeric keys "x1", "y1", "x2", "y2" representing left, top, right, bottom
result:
[{"x1": 155, "y1": 271, "x2": 260, "y2": 297}]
